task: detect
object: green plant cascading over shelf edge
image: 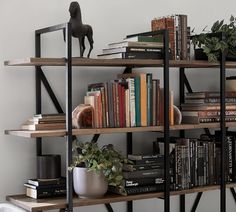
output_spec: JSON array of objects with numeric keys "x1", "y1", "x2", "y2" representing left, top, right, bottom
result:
[
  {"x1": 192, "y1": 15, "x2": 236, "y2": 62},
  {"x1": 69, "y1": 140, "x2": 130, "y2": 195}
]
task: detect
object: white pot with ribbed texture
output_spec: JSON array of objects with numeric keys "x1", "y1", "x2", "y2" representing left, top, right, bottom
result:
[{"x1": 73, "y1": 167, "x2": 108, "y2": 198}]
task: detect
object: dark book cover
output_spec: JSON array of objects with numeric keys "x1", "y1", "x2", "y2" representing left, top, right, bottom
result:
[
  {"x1": 122, "y1": 177, "x2": 164, "y2": 187},
  {"x1": 123, "y1": 168, "x2": 164, "y2": 179}
]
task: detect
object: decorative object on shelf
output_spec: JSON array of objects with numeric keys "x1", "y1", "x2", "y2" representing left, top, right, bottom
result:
[
  {"x1": 37, "y1": 155, "x2": 61, "y2": 179},
  {"x1": 226, "y1": 76, "x2": 236, "y2": 91},
  {"x1": 173, "y1": 105, "x2": 182, "y2": 125},
  {"x1": 192, "y1": 15, "x2": 236, "y2": 62},
  {"x1": 68, "y1": 1, "x2": 94, "y2": 58},
  {"x1": 70, "y1": 140, "x2": 129, "y2": 197},
  {"x1": 72, "y1": 104, "x2": 93, "y2": 128}
]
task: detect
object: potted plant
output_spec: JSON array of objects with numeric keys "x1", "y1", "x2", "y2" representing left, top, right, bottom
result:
[
  {"x1": 192, "y1": 15, "x2": 236, "y2": 62},
  {"x1": 69, "y1": 140, "x2": 128, "y2": 198}
]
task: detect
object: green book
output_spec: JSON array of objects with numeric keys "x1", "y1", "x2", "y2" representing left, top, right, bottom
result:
[{"x1": 124, "y1": 35, "x2": 163, "y2": 43}]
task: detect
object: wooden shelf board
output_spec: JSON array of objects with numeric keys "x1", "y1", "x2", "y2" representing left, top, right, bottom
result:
[
  {"x1": 4, "y1": 57, "x2": 236, "y2": 68},
  {"x1": 7, "y1": 183, "x2": 236, "y2": 212},
  {"x1": 5, "y1": 122, "x2": 236, "y2": 138}
]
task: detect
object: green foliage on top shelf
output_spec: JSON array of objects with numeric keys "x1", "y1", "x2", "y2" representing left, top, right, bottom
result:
[
  {"x1": 192, "y1": 15, "x2": 236, "y2": 62},
  {"x1": 69, "y1": 140, "x2": 130, "y2": 194}
]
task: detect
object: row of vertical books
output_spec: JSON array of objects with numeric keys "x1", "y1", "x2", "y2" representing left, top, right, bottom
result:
[
  {"x1": 154, "y1": 132, "x2": 236, "y2": 190},
  {"x1": 181, "y1": 91, "x2": 236, "y2": 124},
  {"x1": 83, "y1": 72, "x2": 174, "y2": 128},
  {"x1": 151, "y1": 14, "x2": 190, "y2": 60}
]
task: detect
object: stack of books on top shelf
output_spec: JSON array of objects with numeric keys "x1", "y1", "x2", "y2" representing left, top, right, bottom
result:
[
  {"x1": 82, "y1": 73, "x2": 174, "y2": 128},
  {"x1": 110, "y1": 154, "x2": 165, "y2": 195},
  {"x1": 97, "y1": 35, "x2": 168, "y2": 59},
  {"x1": 151, "y1": 14, "x2": 190, "y2": 60},
  {"x1": 181, "y1": 91, "x2": 236, "y2": 124},
  {"x1": 21, "y1": 114, "x2": 66, "y2": 130},
  {"x1": 24, "y1": 177, "x2": 66, "y2": 199}
]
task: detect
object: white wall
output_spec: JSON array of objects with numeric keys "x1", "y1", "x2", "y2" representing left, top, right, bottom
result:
[{"x1": 1, "y1": 0, "x2": 236, "y2": 211}]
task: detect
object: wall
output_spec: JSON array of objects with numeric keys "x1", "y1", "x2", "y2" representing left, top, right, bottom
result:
[{"x1": 0, "y1": 0, "x2": 236, "y2": 211}]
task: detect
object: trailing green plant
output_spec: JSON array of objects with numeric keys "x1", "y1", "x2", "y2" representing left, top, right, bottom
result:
[
  {"x1": 192, "y1": 15, "x2": 236, "y2": 62},
  {"x1": 69, "y1": 140, "x2": 130, "y2": 194}
]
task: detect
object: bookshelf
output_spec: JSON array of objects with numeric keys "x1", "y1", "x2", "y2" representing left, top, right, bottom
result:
[
  {"x1": 6, "y1": 183, "x2": 236, "y2": 212},
  {"x1": 4, "y1": 23, "x2": 235, "y2": 212}
]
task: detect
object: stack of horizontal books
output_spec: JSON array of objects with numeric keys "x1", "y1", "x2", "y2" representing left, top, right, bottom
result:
[
  {"x1": 21, "y1": 113, "x2": 66, "y2": 130},
  {"x1": 24, "y1": 177, "x2": 66, "y2": 199},
  {"x1": 111, "y1": 154, "x2": 165, "y2": 195},
  {"x1": 97, "y1": 35, "x2": 166, "y2": 59},
  {"x1": 181, "y1": 91, "x2": 236, "y2": 124}
]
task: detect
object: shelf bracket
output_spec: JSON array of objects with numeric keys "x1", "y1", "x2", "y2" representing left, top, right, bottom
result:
[
  {"x1": 39, "y1": 67, "x2": 64, "y2": 113},
  {"x1": 230, "y1": 188, "x2": 236, "y2": 203},
  {"x1": 105, "y1": 203, "x2": 114, "y2": 212},
  {"x1": 91, "y1": 134, "x2": 100, "y2": 143},
  {"x1": 180, "y1": 194, "x2": 185, "y2": 212},
  {"x1": 190, "y1": 192, "x2": 203, "y2": 212}
]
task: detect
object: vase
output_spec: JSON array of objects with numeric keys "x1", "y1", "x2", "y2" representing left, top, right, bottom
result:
[{"x1": 73, "y1": 167, "x2": 108, "y2": 198}]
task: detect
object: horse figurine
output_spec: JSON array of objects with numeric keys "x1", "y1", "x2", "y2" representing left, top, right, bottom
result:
[{"x1": 68, "y1": 1, "x2": 94, "y2": 58}]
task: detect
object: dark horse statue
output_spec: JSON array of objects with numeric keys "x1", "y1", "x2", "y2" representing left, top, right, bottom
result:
[{"x1": 67, "y1": 1, "x2": 94, "y2": 58}]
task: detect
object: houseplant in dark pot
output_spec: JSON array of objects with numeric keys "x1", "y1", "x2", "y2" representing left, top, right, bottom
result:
[
  {"x1": 192, "y1": 15, "x2": 236, "y2": 62},
  {"x1": 70, "y1": 140, "x2": 128, "y2": 198}
]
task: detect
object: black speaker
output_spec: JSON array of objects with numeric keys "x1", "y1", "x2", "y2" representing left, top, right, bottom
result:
[{"x1": 37, "y1": 154, "x2": 61, "y2": 179}]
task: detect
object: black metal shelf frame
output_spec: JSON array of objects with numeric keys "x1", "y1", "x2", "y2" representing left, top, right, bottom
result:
[
  {"x1": 35, "y1": 23, "x2": 73, "y2": 212},
  {"x1": 179, "y1": 32, "x2": 227, "y2": 212},
  {"x1": 33, "y1": 23, "x2": 231, "y2": 212},
  {"x1": 34, "y1": 24, "x2": 170, "y2": 212}
]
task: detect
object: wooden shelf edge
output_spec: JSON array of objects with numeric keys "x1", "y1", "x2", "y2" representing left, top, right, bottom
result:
[
  {"x1": 5, "y1": 57, "x2": 236, "y2": 68},
  {"x1": 4, "y1": 122, "x2": 236, "y2": 138},
  {"x1": 6, "y1": 183, "x2": 236, "y2": 212}
]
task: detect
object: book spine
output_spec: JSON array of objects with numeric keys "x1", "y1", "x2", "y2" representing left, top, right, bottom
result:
[
  {"x1": 123, "y1": 169, "x2": 164, "y2": 179},
  {"x1": 123, "y1": 177, "x2": 164, "y2": 187},
  {"x1": 135, "y1": 76, "x2": 141, "y2": 127}
]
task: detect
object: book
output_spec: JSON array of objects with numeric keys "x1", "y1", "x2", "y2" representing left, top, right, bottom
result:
[
  {"x1": 102, "y1": 46, "x2": 163, "y2": 55},
  {"x1": 122, "y1": 177, "x2": 164, "y2": 187},
  {"x1": 123, "y1": 163, "x2": 163, "y2": 172},
  {"x1": 182, "y1": 116, "x2": 236, "y2": 124},
  {"x1": 21, "y1": 122, "x2": 66, "y2": 130},
  {"x1": 108, "y1": 40, "x2": 164, "y2": 49},
  {"x1": 24, "y1": 183, "x2": 66, "y2": 190},
  {"x1": 128, "y1": 154, "x2": 164, "y2": 160},
  {"x1": 181, "y1": 103, "x2": 236, "y2": 111},
  {"x1": 25, "y1": 186, "x2": 66, "y2": 199},
  {"x1": 27, "y1": 178, "x2": 66, "y2": 187},
  {"x1": 109, "y1": 184, "x2": 164, "y2": 195},
  {"x1": 185, "y1": 91, "x2": 236, "y2": 99},
  {"x1": 33, "y1": 113, "x2": 65, "y2": 119},
  {"x1": 123, "y1": 168, "x2": 164, "y2": 179},
  {"x1": 97, "y1": 51, "x2": 164, "y2": 59},
  {"x1": 123, "y1": 35, "x2": 163, "y2": 42}
]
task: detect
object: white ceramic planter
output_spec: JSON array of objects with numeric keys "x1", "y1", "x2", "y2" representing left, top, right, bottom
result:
[{"x1": 73, "y1": 167, "x2": 108, "y2": 198}]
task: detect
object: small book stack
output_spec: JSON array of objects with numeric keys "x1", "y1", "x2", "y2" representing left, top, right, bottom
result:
[
  {"x1": 181, "y1": 91, "x2": 236, "y2": 124},
  {"x1": 21, "y1": 113, "x2": 66, "y2": 130},
  {"x1": 97, "y1": 35, "x2": 166, "y2": 59},
  {"x1": 24, "y1": 177, "x2": 66, "y2": 199},
  {"x1": 112, "y1": 154, "x2": 165, "y2": 195}
]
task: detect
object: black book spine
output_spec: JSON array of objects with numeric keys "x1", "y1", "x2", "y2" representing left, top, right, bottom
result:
[
  {"x1": 123, "y1": 177, "x2": 164, "y2": 187},
  {"x1": 123, "y1": 169, "x2": 164, "y2": 179}
]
